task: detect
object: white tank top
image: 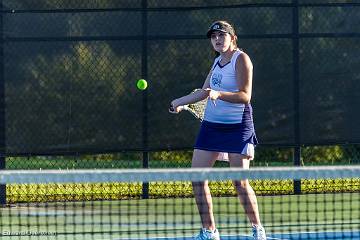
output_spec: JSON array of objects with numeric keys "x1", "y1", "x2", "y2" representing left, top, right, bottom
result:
[{"x1": 203, "y1": 49, "x2": 246, "y2": 124}]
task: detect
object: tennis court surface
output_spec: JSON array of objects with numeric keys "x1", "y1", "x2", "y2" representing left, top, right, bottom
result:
[{"x1": 0, "y1": 166, "x2": 359, "y2": 239}]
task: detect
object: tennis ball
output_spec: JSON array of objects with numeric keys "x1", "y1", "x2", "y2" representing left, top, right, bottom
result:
[{"x1": 137, "y1": 79, "x2": 148, "y2": 90}]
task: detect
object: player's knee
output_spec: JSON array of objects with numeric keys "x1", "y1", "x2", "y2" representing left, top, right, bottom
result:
[
  {"x1": 192, "y1": 181, "x2": 208, "y2": 192},
  {"x1": 234, "y1": 180, "x2": 251, "y2": 192}
]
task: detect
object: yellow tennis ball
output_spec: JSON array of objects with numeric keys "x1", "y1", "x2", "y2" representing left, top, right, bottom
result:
[{"x1": 137, "y1": 79, "x2": 147, "y2": 90}]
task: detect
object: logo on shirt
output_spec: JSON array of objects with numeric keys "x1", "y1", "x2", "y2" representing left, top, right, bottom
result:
[{"x1": 211, "y1": 73, "x2": 222, "y2": 87}]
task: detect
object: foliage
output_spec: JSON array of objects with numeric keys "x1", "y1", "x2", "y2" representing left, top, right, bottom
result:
[{"x1": 7, "y1": 178, "x2": 360, "y2": 203}]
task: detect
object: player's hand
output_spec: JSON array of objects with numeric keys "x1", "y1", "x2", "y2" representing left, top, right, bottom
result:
[
  {"x1": 204, "y1": 88, "x2": 219, "y2": 106},
  {"x1": 169, "y1": 100, "x2": 181, "y2": 113}
]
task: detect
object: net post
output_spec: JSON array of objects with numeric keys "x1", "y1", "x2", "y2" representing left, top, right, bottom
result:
[
  {"x1": 292, "y1": 0, "x2": 302, "y2": 195},
  {"x1": 0, "y1": 155, "x2": 5, "y2": 205},
  {"x1": 141, "y1": 0, "x2": 149, "y2": 199},
  {"x1": 142, "y1": 152, "x2": 149, "y2": 199},
  {"x1": 293, "y1": 147, "x2": 302, "y2": 194},
  {"x1": 0, "y1": 0, "x2": 5, "y2": 205}
]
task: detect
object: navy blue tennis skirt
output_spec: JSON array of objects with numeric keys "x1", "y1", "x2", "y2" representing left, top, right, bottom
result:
[{"x1": 194, "y1": 120, "x2": 258, "y2": 154}]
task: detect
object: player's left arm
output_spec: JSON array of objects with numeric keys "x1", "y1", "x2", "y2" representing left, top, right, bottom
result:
[{"x1": 209, "y1": 53, "x2": 253, "y2": 104}]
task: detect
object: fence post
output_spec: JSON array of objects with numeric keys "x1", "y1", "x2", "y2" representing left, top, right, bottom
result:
[
  {"x1": 292, "y1": 0, "x2": 302, "y2": 194},
  {"x1": 141, "y1": 0, "x2": 149, "y2": 199},
  {"x1": 0, "y1": 0, "x2": 6, "y2": 205}
]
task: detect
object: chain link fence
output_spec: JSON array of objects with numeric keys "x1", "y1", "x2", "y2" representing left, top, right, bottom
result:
[{"x1": 0, "y1": 1, "x2": 359, "y2": 202}]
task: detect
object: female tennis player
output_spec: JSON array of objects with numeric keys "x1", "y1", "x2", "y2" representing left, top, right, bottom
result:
[{"x1": 170, "y1": 20, "x2": 266, "y2": 240}]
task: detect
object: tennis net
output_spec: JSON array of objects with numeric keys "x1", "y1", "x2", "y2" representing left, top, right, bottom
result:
[{"x1": 0, "y1": 166, "x2": 359, "y2": 239}]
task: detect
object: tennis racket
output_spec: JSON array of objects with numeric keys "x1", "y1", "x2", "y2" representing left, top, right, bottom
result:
[{"x1": 169, "y1": 89, "x2": 207, "y2": 122}]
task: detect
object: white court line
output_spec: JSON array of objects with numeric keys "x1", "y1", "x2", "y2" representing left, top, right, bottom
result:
[{"x1": 113, "y1": 230, "x2": 360, "y2": 240}]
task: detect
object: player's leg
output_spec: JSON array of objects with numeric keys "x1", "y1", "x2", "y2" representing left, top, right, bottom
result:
[
  {"x1": 192, "y1": 149, "x2": 219, "y2": 238},
  {"x1": 228, "y1": 153, "x2": 266, "y2": 239},
  {"x1": 228, "y1": 153, "x2": 261, "y2": 224}
]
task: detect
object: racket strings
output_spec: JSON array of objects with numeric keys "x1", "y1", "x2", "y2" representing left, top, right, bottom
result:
[{"x1": 189, "y1": 100, "x2": 206, "y2": 120}]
